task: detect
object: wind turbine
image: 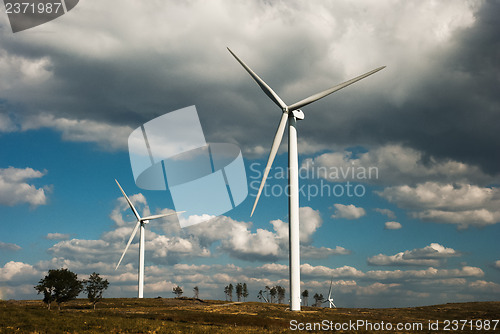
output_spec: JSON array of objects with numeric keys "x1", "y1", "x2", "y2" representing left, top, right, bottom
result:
[
  {"x1": 323, "y1": 277, "x2": 336, "y2": 308},
  {"x1": 228, "y1": 48, "x2": 384, "y2": 311},
  {"x1": 114, "y1": 179, "x2": 182, "y2": 298}
]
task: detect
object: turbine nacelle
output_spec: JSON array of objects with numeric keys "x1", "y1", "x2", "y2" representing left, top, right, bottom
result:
[{"x1": 290, "y1": 109, "x2": 304, "y2": 120}]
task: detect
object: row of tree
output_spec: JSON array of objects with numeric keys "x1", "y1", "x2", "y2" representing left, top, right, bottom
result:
[
  {"x1": 35, "y1": 270, "x2": 326, "y2": 308},
  {"x1": 34, "y1": 268, "x2": 109, "y2": 310},
  {"x1": 223, "y1": 283, "x2": 249, "y2": 302},
  {"x1": 301, "y1": 289, "x2": 326, "y2": 307},
  {"x1": 257, "y1": 285, "x2": 286, "y2": 304},
  {"x1": 171, "y1": 285, "x2": 200, "y2": 299}
]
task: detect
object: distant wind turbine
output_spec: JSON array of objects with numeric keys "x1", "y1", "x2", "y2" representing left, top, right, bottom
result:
[
  {"x1": 114, "y1": 179, "x2": 183, "y2": 298},
  {"x1": 323, "y1": 277, "x2": 336, "y2": 308},
  {"x1": 228, "y1": 47, "x2": 384, "y2": 311}
]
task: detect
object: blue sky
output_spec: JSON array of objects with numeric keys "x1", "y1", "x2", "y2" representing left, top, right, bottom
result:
[{"x1": 0, "y1": 0, "x2": 499, "y2": 307}]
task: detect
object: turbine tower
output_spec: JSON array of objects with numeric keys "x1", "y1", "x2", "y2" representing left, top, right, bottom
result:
[
  {"x1": 228, "y1": 48, "x2": 384, "y2": 311},
  {"x1": 114, "y1": 179, "x2": 181, "y2": 298}
]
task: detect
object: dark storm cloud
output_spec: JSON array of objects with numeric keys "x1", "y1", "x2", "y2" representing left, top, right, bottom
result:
[
  {"x1": 0, "y1": 0, "x2": 497, "y2": 175},
  {"x1": 302, "y1": 0, "x2": 500, "y2": 174}
]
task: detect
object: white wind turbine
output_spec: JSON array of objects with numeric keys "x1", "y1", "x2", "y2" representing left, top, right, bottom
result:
[
  {"x1": 228, "y1": 48, "x2": 384, "y2": 311},
  {"x1": 114, "y1": 179, "x2": 182, "y2": 298},
  {"x1": 323, "y1": 277, "x2": 336, "y2": 308}
]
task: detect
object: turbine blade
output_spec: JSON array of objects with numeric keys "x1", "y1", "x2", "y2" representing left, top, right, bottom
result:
[
  {"x1": 287, "y1": 66, "x2": 386, "y2": 111},
  {"x1": 228, "y1": 47, "x2": 287, "y2": 110},
  {"x1": 115, "y1": 220, "x2": 140, "y2": 270},
  {"x1": 250, "y1": 112, "x2": 288, "y2": 217},
  {"x1": 328, "y1": 278, "x2": 333, "y2": 299},
  {"x1": 141, "y1": 211, "x2": 186, "y2": 222},
  {"x1": 115, "y1": 179, "x2": 141, "y2": 221}
]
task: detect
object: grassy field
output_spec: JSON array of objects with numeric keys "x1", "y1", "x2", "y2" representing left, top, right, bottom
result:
[{"x1": 0, "y1": 298, "x2": 499, "y2": 333}]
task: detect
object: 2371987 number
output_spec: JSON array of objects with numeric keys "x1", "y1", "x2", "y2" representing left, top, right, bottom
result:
[
  {"x1": 5, "y1": 2, "x2": 63, "y2": 14},
  {"x1": 443, "y1": 319, "x2": 498, "y2": 331}
]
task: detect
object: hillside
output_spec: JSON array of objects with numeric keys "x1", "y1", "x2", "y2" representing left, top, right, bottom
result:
[{"x1": 0, "y1": 298, "x2": 499, "y2": 333}]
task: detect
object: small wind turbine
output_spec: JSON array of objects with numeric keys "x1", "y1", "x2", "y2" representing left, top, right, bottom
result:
[
  {"x1": 323, "y1": 277, "x2": 336, "y2": 308},
  {"x1": 114, "y1": 179, "x2": 182, "y2": 298},
  {"x1": 228, "y1": 47, "x2": 384, "y2": 311}
]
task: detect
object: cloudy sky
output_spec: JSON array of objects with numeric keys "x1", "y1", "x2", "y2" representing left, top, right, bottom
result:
[{"x1": 0, "y1": 0, "x2": 499, "y2": 307}]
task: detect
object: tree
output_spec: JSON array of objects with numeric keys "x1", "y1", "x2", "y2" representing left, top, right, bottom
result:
[
  {"x1": 265, "y1": 285, "x2": 271, "y2": 302},
  {"x1": 301, "y1": 289, "x2": 309, "y2": 306},
  {"x1": 257, "y1": 289, "x2": 268, "y2": 302},
  {"x1": 227, "y1": 283, "x2": 233, "y2": 302},
  {"x1": 172, "y1": 285, "x2": 183, "y2": 298},
  {"x1": 193, "y1": 286, "x2": 199, "y2": 299},
  {"x1": 242, "y1": 283, "x2": 249, "y2": 302},
  {"x1": 83, "y1": 272, "x2": 109, "y2": 310},
  {"x1": 276, "y1": 285, "x2": 286, "y2": 304},
  {"x1": 269, "y1": 286, "x2": 277, "y2": 303},
  {"x1": 313, "y1": 293, "x2": 324, "y2": 307},
  {"x1": 34, "y1": 268, "x2": 83, "y2": 310},
  {"x1": 235, "y1": 283, "x2": 243, "y2": 302}
]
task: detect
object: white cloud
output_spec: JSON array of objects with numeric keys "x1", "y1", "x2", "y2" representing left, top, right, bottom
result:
[
  {"x1": 367, "y1": 243, "x2": 459, "y2": 266},
  {"x1": 378, "y1": 182, "x2": 500, "y2": 229},
  {"x1": 0, "y1": 167, "x2": 50, "y2": 207},
  {"x1": 45, "y1": 233, "x2": 70, "y2": 240},
  {"x1": 0, "y1": 51, "x2": 52, "y2": 93},
  {"x1": 366, "y1": 266, "x2": 484, "y2": 280},
  {"x1": 375, "y1": 208, "x2": 396, "y2": 219},
  {"x1": 302, "y1": 145, "x2": 493, "y2": 186},
  {"x1": 356, "y1": 282, "x2": 400, "y2": 296},
  {"x1": 331, "y1": 203, "x2": 366, "y2": 219},
  {"x1": 0, "y1": 242, "x2": 21, "y2": 251},
  {"x1": 368, "y1": 254, "x2": 439, "y2": 267},
  {"x1": 384, "y1": 221, "x2": 402, "y2": 230},
  {"x1": 469, "y1": 280, "x2": 500, "y2": 293},
  {"x1": 0, "y1": 261, "x2": 40, "y2": 283},
  {"x1": 188, "y1": 207, "x2": 346, "y2": 262},
  {"x1": 494, "y1": 260, "x2": 500, "y2": 270},
  {"x1": 21, "y1": 113, "x2": 133, "y2": 151},
  {"x1": 48, "y1": 239, "x2": 112, "y2": 261},
  {"x1": 301, "y1": 263, "x2": 365, "y2": 279},
  {"x1": 0, "y1": 113, "x2": 16, "y2": 132},
  {"x1": 301, "y1": 245, "x2": 350, "y2": 259}
]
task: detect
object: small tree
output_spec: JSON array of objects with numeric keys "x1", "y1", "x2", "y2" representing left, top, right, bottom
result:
[
  {"x1": 34, "y1": 268, "x2": 83, "y2": 310},
  {"x1": 193, "y1": 286, "x2": 199, "y2": 299},
  {"x1": 276, "y1": 285, "x2": 286, "y2": 304},
  {"x1": 227, "y1": 283, "x2": 233, "y2": 302},
  {"x1": 242, "y1": 283, "x2": 249, "y2": 302},
  {"x1": 301, "y1": 289, "x2": 309, "y2": 306},
  {"x1": 265, "y1": 285, "x2": 271, "y2": 302},
  {"x1": 235, "y1": 283, "x2": 243, "y2": 302},
  {"x1": 83, "y1": 272, "x2": 109, "y2": 310},
  {"x1": 172, "y1": 285, "x2": 183, "y2": 298},
  {"x1": 257, "y1": 290, "x2": 267, "y2": 303},
  {"x1": 269, "y1": 286, "x2": 277, "y2": 303},
  {"x1": 313, "y1": 293, "x2": 324, "y2": 307}
]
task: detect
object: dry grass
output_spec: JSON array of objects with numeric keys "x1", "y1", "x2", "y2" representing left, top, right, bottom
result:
[{"x1": 0, "y1": 298, "x2": 498, "y2": 333}]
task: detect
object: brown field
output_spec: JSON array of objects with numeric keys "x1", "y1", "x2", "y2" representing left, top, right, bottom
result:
[{"x1": 0, "y1": 298, "x2": 499, "y2": 333}]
